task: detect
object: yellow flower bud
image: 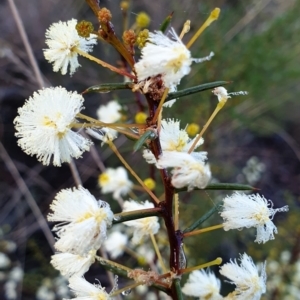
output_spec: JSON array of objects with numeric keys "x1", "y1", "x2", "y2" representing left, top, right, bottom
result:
[
  {"x1": 136, "y1": 29, "x2": 149, "y2": 49},
  {"x1": 120, "y1": 1, "x2": 129, "y2": 11},
  {"x1": 76, "y1": 20, "x2": 94, "y2": 38},
  {"x1": 137, "y1": 256, "x2": 147, "y2": 266},
  {"x1": 98, "y1": 173, "x2": 109, "y2": 186},
  {"x1": 186, "y1": 123, "x2": 200, "y2": 136},
  {"x1": 136, "y1": 12, "x2": 151, "y2": 28},
  {"x1": 135, "y1": 112, "x2": 147, "y2": 124},
  {"x1": 143, "y1": 178, "x2": 156, "y2": 191}
]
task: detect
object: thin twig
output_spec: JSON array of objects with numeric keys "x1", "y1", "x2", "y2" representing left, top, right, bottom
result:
[
  {"x1": 224, "y1": 0, "x2": 272, "y2": 42},
  {"x1": 0, "y1": 142, "x2": 55, "y2": 251},
  {"x1": 81, "y1": 131, "x2": 106, "y2": 172},
  {"x1": 69, "y1": 159, "x2": 82, "y2": 187},
  {"x1": 108, "y1": 141, "x2": 160, "y2": 205},
  {"x1": 150, "y1": 234, "x2": 168, "y2": 274},
  {"x1": 8, "y1": 0, "x2": 45, "y2": 88}
]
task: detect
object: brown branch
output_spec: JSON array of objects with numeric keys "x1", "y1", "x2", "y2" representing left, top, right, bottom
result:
[{"x1": 146, "y1": 94, "x2": 181, "y2": 276}]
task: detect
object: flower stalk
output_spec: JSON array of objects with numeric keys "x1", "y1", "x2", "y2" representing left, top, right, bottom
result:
[
  {"x1": 76, "y1": 48, "x2": 136, "y2": 79},
  {"x1": 179, "y1": 257, "x2": 223, "y2": 275},
  {"x1": 183, "y1": 224, "x2": 224, "y2": 238},
  {"x1": 186, "y1": 8, "x2": 220, "y2": 49},
  {"x1": 108, "y1": 140, "x2": 161, "y2": 205},
  {"x1": 150, "y1": 233, "x2": 168, "y2": 273},
  {"x1": 188, "y1": 99, "x2": 226, "y2": 153},
  {"x1": 152, "y1": 87, "x2": 169, "y2": 125}
]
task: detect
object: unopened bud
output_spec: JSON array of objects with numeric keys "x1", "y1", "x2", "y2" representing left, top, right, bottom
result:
[
  {"x1": 182, "y1": 20, "x2": 190, "y2": 34},
  {"x1": 211, "y1": 8, "x2": 220, "y2": 21},
  {"x1": 136, "y1": 29, "x2": 149, "y2": 49},
  {"x1": 186, "y1": 123, "x2": 200, "y2": 136},
  {"x1": 135, "y1": 112, "x2": 147, "y2": 124},
  {"x1": 143, "y1": 178, "x2": 156, "y2": 190},
  {"x1": 120, "y1": 1, "x2": 129, "y2": 11},
  {"x1": 212, "y1": 86, "x2": 230, "y2": 102},
  {"x1": 123, "y1": 30, "x2": 136, "y2": 46},
  {"x1": 136, "y1": 12, "x2": 151, "y2": 28},
  {"x1": 98, "y1": 8, "x2": 112, "y2": 23},
  {"x1": 98, "y1": 173, "x2": 109, "y2": 186},
  {"x1": 76, "y1": 20, "x2": 94, "y2": 38}
]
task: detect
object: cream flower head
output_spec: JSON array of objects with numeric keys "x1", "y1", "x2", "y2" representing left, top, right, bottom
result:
[
  {"x1": 98, "y1": 167, "x2": 133, "y2": 200},
  {"x1": 220, "y1": 253, "x2": 266, "y2": 300},
  {"x1": 212, "y1": 86, "x2": 248, "y2": 102},
  {"x1": 134, "y1": 29, "x2": 192, "y2": 91},
  {"x1": 50, "y1": 249, "x2": 96, "y2": 278},
  {"x1": 182, "y1": 269, "x2": 223, "y2": 299},
  {"x1": 104, "y1": 231, "x2": 128, "y2": 259},
  {"x1": 44, "y1": 19, "x2": 97, "y2": 75},
  {"x1": 67, "y1": 276, "x2": 114, "y2": 300},
  {"x1": 14, "y1": 87, "x2": 92, "y2": 166},
  {"x1": 157, "y1": 151, "x2": 211, "y2": 191},
  {"x1": 135, "y1": 28, "x2": 214, "y2": 94},
  {"x1": 212, "y1": 86, "x2": 231, "y2": 102},
  {"x1": 96, "y1": 100, "x2": 122, "y2": 123},
  {"x1": 86, "y1": 100, "x2": 122, "y2": 144},
  {"x1": 123, "y1": 200, "x2": 160, "y2": 244},
  {"x1": 220, "y1": 192, "x2": 289, "y2": 243},
  {"x1": 48, "y1": 186, "x2": 114, "y2": 255},
  {"x1": 143, "y1": 119, "x2": 204, "y2": 165}
]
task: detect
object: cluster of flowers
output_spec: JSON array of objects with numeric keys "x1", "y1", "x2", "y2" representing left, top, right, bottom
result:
[
  {"x1": 267, "y1": 250, "x2": 300, "y2": 298},
  {"x1": 48, "y1": 186, "x2": 115, "y2": 298},
  {"x1": 12, "y1": 7, "x2": 290, "y2": 299},
  {"x1": 181, "y1": 191, "x2": 289, "y2": 299},
  {"x1": 143, "y1": 118, "x2": 211, "y2": 191},
  {"x1": 47, "y1": 185, "x2": 161, "y2": 298},
  {"x1": 183, "y1": 253, "x2": 266, "y2": 300}
]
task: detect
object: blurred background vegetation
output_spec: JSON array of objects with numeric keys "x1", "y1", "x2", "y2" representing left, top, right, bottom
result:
[{"x1": 0, "y1": 0, "x2": 299, "y2": 299}]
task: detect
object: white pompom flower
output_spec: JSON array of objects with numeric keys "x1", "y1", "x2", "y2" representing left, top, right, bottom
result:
[
  {"x1": 66, "y1": 277, "x2": 114, "y2": 300},
  {"x1": 48, "y1": 186, "x2": 114, "y2": 255},
  {"x1": 14, "y1": 87, "x2": 92, "y2": 167},
  {"x1": 96, "y1": 101, "x2": 122, "y2": 123},
  {"x1": 0, "y1": 253, "x2": 10, "y2": 268},
  {"x1": 220, "y1": 253, "x2": 266, "y2": 300},
  {"x1": 44, "y1": 19, "x2": 97, "y2": 75},
  {"x1": 104, "y1": 231, "x2": 128, "y2": 259},
  {"x1": 135, "y1": 29, "x2": 192, "y2": 91},
  {"x1": 159, "y1": 119, "x2": 203, "y2": 151},
  {"x1": 86, "y1": 100, "x2": 122, "y2": 144},
  {"x1": 135, "y1": 28, "x2": 214, "y2": 93},
  {"x1": 98, "y1": 167, "x2": 133, "y2": 200},
  {"x1": 157, "y1": 151, "x2": 211, "y2": 191},
  {"x1": 143, "y1": 149, "x2": 158, "y2": 164},
  {"x1": 86, "y1": 127, "x2": 118, "y2": 145},
  {"x1": 143, "y1": 119, "x2": 204, "y2": 164},
  {"x1": 212, "y1": 86, "x2": 231, "y2": 102},
  {"x1": 182, "y1": 269, "x2": 223, "y2": 299},
  {"x1": 123, "y1": 200, "x2": 160, "y2": 244},
  {"x1": 136, "y1": 244, "x2": 155, "y2": 265},
  {"x1": 51, "y1": 249, "x2": 96, "y2": 278},
  {"x1": 220, "y1": 192, "x2": 289, "y2": 244},
  {"x1": 212, "y1": 86, "x2": 248, "y2": 103}
]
